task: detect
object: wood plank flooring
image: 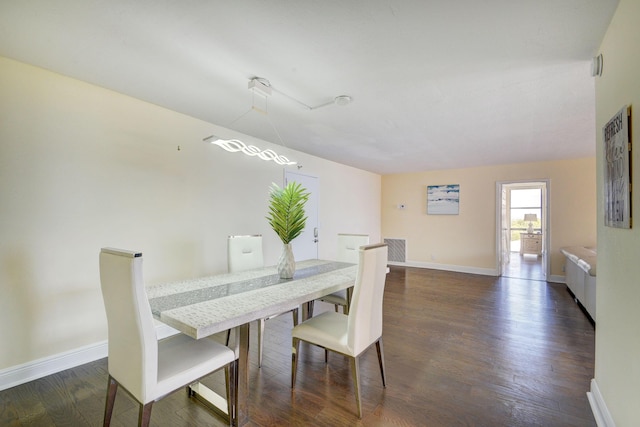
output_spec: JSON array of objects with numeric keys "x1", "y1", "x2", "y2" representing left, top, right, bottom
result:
[
  {"x1": 502, "y1": 251, "x2": 545, "y2": 281},
  {"x1": 0, "y1": 266, "x2": 596, "y2": 426}
]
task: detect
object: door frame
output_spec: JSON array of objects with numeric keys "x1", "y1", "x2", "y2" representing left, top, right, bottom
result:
[{"x1": 495, "y1": 179, "x2": 550, "y2": 279}]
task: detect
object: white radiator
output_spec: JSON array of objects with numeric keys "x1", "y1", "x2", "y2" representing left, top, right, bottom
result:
[{"x1": 384, "y1": 238, "x2": 406, "y2": 262}]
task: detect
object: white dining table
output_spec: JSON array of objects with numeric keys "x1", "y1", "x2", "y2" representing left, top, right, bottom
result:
[{"x1": 147, "y1": 259, "x2": 357, "y2": 426}]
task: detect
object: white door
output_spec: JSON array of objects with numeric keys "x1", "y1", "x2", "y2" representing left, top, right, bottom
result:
[
  {"x1": 500, "y1": 185, "x2": 510, "y2": 275},
  {"x1": 284, "y1": 171, "x2": 319, "y2": 260}
]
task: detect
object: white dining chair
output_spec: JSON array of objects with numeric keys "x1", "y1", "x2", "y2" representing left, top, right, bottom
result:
[
  {"x1": 99, "y1": 248, "x2": 237, "y2": 427},
  {"x1": 227, "y1": 234, "x2": 264, "y2": 273},
  {"x1": 227, "y1": 235, "x2": 298, "y2": 367},
  {"x1": 314, "y1": 233, "x2": 369, "y2": 315},
  {"x1": 291, "y1": 243, "x2": 388, "y2": 418}
]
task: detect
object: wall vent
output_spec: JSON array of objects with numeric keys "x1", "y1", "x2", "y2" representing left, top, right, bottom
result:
[{"x1": 384, "y1": 238, "x2": 406, "y2": 262}]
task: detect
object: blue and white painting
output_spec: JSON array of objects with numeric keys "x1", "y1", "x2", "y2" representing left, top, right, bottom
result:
[{"x1": 427, "y1": 184, "x2": 460, "y2": 215}]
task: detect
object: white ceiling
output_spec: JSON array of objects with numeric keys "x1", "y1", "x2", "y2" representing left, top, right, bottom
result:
[{"x1": 0, "y1": 1, "x2": 619, "y2": 174}]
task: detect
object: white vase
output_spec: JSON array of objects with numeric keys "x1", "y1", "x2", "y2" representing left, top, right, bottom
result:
[{"x1": 278, "y1": 243, "x2": 295, "y2": 279}]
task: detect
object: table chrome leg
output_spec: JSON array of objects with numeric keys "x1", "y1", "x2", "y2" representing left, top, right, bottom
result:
[
  {"x1": 187, "y1": 324, "x2": 250, "y2": 426},
  {"x1": 302, "y1": 301, "x2": 313, "y2": 321},
  {"x1": 189, "y1": 381, "x2": 231, "y2": 422},
  {"x1": 237, "y1": 323, "x2": 249, "y2": 426}
]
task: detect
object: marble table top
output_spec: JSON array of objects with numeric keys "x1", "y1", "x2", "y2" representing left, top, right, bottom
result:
[{"x1": 148, "y1": 259, "x2": 357, "y2": 339}]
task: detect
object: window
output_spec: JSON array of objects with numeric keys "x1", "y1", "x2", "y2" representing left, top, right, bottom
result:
[{"x1": 510, "y1": 188, "x2": 541, "y2": 240}]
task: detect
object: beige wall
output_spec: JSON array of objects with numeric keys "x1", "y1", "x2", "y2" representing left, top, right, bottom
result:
[
  {"x1": 594, "y1": 0, "x2": 640, "y2": 424},
  {"x1": 0, "y1": 57, "x2": 381, "y2": 371},
  {"x1": 382, "y1": 158, "x2": 596, "y2": 277}
]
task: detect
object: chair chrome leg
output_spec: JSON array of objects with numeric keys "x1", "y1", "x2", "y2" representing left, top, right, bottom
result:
[
  {"x1": 291, "y1": 337, "x2": 300, "y2": 388},
  {"x1": 346, "y1": 286, "x2": 353, "y2": 315},
  {"x1": 292, "y1": 308, "x2": 299, "y2": 326},
  {"x1": 376, "y1": 339, "x2": 387, "y2": 387},
  {"x1": 138, "y1": 401, "x2": 153, "y2": 427},
  {"x1": 103, "y1": 375, "x2": 118, "y2": 427},
  {"x1": 350, "y1": 356, "x2": 362, "y2": 418}
]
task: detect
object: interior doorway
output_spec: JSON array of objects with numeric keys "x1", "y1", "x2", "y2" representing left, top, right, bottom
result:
[{"x1": 497, "y1": 181, "x2": 549, "y2": 281}]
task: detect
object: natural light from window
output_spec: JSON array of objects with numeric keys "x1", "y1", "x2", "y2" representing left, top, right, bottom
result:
[{"x1": 510, "y1": 188, "x2": 542, "y2": 240}]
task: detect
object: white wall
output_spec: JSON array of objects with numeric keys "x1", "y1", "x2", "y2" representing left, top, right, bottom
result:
[
  {"x1": 592, "y1": 0, "x2": 640, "y2": 425},
  {"x1": 0, "y1": 56, "x2": 381, "y2": 372},
  {"x1": 381, "y1": 158, "x2": 596, "y2": 277}
]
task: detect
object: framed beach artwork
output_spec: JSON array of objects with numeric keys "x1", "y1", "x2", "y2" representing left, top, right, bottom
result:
[
  {"x1": 427, "y1": 184, "x2": 460, "y2": 215},
  {"x1": 603, "y1": 105, "x2": 632, "y2": 229}
]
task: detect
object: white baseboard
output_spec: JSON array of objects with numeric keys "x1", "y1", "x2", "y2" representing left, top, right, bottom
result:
[
  {"x1": 0, "y1": 341, "x2": 107, "y2": 392},
  {"x1": 0, "y1": 323, "x2": 180, "y2": 392},
  {"x1": 388, "y1": 260, "x2": 497, "y2": 276},
  {"x1": 548, "y1": 274, "x2": 565, "y2": 283},
  {"x1": 389, "y1": 261, "x2": 565, "y2": 284},
  {"x1": 587, "y1": 378, "x2": 616, "y2": 427}
]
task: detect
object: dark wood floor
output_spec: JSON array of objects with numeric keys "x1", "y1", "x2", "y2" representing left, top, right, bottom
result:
[
  {"x1": 0, "y1": 267, "x2": 596, "y2": 426},
  {"x1": 503, "y1": 251, "x2": 545, "y2": 281}
]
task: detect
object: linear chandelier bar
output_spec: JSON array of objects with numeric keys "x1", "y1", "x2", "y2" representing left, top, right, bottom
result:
[{"x1": 203, "y1": 135, "x2": 296, "y2": 166}]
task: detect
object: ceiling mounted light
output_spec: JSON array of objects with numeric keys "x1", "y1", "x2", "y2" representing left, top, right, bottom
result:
[
  {"x1": 250, "y1": 76, "x2": 352, "y2": 110},
  {"x1": 247, "y1": 77, "x2": 272, "y2": 96},
  {"x1": 334, "y1": 95, "x2": 352, "y2": 106},
  {"x1": 204, "y1": 78, "x2": 297, "y2": 165},
  {"x1": 203, "y1": 135, "x2": 296, "y2": 166},
  {"x1": 204, "y1": 75, "x2": 349, "y2": 165}
]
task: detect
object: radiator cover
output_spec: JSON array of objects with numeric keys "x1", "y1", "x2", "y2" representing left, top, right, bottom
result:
[{"x1": 384, "y1": 238, "x2": 406, "y2": 262}]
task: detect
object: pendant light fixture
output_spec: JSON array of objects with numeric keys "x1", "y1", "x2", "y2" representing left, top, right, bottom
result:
[
  {"x1": 204, "y1": 77, "x2": 351, "y2": 165},
  {"x1": 203, "y1": 135, "x2": 296, "y2": 165}
]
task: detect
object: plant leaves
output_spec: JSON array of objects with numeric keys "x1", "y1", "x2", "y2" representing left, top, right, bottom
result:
[{"x1": 265, "y1": 182, "x2": 310, "y2": 244}]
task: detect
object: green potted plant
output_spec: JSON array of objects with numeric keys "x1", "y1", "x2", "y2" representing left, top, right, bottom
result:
[{"x1": 266, "y1": 181, "x2": 310, "y2": 278}]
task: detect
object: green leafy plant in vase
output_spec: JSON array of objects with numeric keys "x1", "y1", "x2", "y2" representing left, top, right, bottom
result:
[{"x1": 266, "y1": 181, "x2": 309, "y2": 279}]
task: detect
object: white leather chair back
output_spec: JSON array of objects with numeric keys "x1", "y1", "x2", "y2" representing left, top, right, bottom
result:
[
  {"x1": 347, "y1": 243, "x2": 388, "y2": 355},
  {"x1": 227, "y1": 235, "x2": 264, "y2": 273},
  {"x1": 336, "y1": 233, "x2": 369, "y2": 264},
  {"x1": 99, "y1": 248, "x2": 157, "y2": 403}
]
